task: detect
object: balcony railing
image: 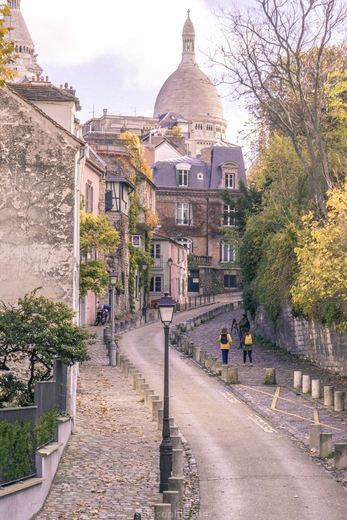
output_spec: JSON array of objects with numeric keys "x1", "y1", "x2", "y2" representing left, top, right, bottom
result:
[
  {"x1": 188, "y1": 255, "x2": 212, "y2": 268},
  {"x1": 176, "y1": 219, "x2": 191, "y2": 225},
  {"x1": 151, "y1": 256, "x2": 163, "y2": 268}
]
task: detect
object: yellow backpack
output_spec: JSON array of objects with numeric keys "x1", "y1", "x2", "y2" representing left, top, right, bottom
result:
[{"x1": 244, "y1": 334, "x2": 253, "y2": 346}]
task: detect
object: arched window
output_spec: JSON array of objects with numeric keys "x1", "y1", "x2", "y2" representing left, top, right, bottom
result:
[{"x1": 177, "y1": 238, "x2": 193, "y2": 254}]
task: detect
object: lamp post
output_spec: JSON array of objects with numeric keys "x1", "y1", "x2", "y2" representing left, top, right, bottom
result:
[
  {"x1": 109, "y1": 271, "x2": 117, "y2": 367},
  {"x1": 158, "y1": 292, "x2": 176, "y2": 492},
  {"x1": 140, "y1": 259, "x2": 148, "y2": 323}
]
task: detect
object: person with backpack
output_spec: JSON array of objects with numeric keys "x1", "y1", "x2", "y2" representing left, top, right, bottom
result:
[
  {"x1": 243, "y1": 331, "x2": 253, "y2": 366},
  {"x1": 218, "y1": 328, "x2": 232, "y2": 365},
  {"x1": 238, "y1": 313, "x2": 250, "y2": 348}
]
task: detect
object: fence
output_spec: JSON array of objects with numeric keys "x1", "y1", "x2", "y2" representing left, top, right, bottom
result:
[
  {"x1": 176, "y1": 294, "x2": 216, "y2": 312},
  {"x1": 0, "y1": 360, "x2": 67, "y2": 487}
]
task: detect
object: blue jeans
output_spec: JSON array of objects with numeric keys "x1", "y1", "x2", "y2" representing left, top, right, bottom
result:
[{"x1": 221, "y1": 349, "x2": 229, "y2": 364}]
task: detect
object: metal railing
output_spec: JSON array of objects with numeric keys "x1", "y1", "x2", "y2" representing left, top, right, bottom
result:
[{"x1": 176, "y1": 294, "x2": 216, "y2": 312}]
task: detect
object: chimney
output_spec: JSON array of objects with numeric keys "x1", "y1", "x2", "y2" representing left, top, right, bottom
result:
[
  {"x1": 103, "y1": 108, "x2": 108, "y2": 116},
  {"x1": 200, "y1": 146, "x2": 212, "y2": 164}
]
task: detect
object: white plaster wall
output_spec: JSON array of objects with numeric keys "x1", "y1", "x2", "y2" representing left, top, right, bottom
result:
[{"x1": 34, "y1": 101, "x2": 75, "y2": 134}]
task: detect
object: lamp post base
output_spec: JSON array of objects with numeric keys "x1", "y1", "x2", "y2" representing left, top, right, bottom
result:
[{"x1": 159, "y1": 437, "x2": 172, "y2": 492}]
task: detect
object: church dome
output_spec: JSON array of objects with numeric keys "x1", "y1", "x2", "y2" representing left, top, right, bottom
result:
[{"x1": 154, "y1": 12, "x2": 224, "y2": 123}]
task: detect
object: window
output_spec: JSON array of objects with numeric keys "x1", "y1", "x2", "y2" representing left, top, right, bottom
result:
[
  {"x1": 176, "y1": 203, "x2": 191, "y2": 225},
  {"x1": 206, "y1": 124, "x2": 213, "y2": 131},
  {"x1": 151, "y1": 243, "x2": 161, "y2": 258},
  {"x1": 223, "y1": 205, "x2": 236, "y2": 226},
  {"x1": 178, "y1": 169, "x2": 189, "y2": 187},
  {"x1": 224, "y1": 274, "x2": 237, "y2": 288},
  {"x1": 220, "y1": 241, "x2": 236, "y2": 262},
  {"x1": 150, "y1": 276, "x2": 162, "y2": 293},
  {"x1": 195, "y1": 123, "x2": 203, "y2": 130},
  {"x1": 177, "y1": 238, "x2": 193, "y2": 254},
  {"x1": 225, "y1": 173, "x2": 235, "y2": 190},
  {"x1": 85, "y1": 182, "x2": 94, "y2": 213}
]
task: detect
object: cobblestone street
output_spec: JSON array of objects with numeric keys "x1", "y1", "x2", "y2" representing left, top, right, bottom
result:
[
  {"x1": 186, "y1": 309, "x2": 347, "y2": 487},
  {"x1": 36, "y1": 329, "x2": 161, "y2": 520}
]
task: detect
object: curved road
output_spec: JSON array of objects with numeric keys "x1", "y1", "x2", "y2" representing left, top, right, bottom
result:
[{"x1": 120, "y1": 306, "x2": 347, "y2": 519}]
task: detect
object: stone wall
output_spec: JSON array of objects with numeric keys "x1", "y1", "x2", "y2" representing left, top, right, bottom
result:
[
  {"x1": 255, "y1": 306, "x2": 347, "y2": 376},
  {"x1": 0, "y1": 86, "x2": 80, "y2": 308}
]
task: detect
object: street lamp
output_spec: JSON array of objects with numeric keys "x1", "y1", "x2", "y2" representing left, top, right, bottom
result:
[
  {"x1": 109, "y1": 271, "x2": 117, "y2": 367},
  {"x1": 158, "y1": 292, "x2": 176, "y2": 492},
  {"x1": 140, "y1": 259, "x2": 148, "y2": 323}
]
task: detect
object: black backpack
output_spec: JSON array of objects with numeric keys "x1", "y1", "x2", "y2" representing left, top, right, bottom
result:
[{"x1": 220, "y1": 333, "x2": 228, "y2": 344}]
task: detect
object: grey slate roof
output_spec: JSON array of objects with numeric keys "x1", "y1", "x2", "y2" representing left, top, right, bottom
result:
[
  {"x1": 153, "y1": 144, "x2": 246, "y2": 189},
  {"x1": 10, "y1": 83, "x2": 81, "y2": 109}
]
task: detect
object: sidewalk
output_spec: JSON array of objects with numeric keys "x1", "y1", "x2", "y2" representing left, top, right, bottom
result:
[
  {"x1": 36, "y1": 329, "x2": 161, "y2": 520},
  {"x1": 186, "y1": 308, "x2": 347, "y2": 488}
]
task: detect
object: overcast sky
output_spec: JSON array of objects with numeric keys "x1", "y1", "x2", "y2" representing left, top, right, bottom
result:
[{"x1": 21, "y1": 0, "x2": 253, "y2": 145}]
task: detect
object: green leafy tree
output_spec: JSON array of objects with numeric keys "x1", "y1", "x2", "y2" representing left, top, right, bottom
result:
[
  {"x1": 0, "y1": 292, "x2": 91, "y2": 402},
  {"x1": 80, "y1": 211, "x2": 120, "y2": 297}
]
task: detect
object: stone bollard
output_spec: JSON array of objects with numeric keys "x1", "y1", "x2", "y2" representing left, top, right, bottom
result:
[
  {"x1": 157, "y1": 409, "x2": 163, "y2": 430},
  {"x1": 334, "y1": 443, "x2": 347, "y2": 470},
  {"x1": 334, "y1": 391, "x2": 345, "y2": 412},
  {"x1": 264, "y1": 368, "x2": 277, "y2": 385},
  {"x1": 163, "y1": 490, "x2": 180, "y2": 517},
  {"x1": 212, "y1": 360, "x2": 223, "y2": 376},
  {"x1": 172, "y1": 449, "x2": 184, "y2": 477},
  {"x1": 319, "y1": 433, "x2": 333, "y2": 458},
  {"x1": 323, "y1": 386, "x2": 334, "y2": 406},
  {"x1": 205, "y1": 355, "x2": 213, "y2": 371},
  {"x1": 149, "y1": 395, "x2": 160, "y2": 412},
  {"x1": 309, "y1": 424, "x2": 321, "y2": 451},
  {"x1": 170, "y1": 435, "x2": 182, "y2": 449},
  {"x1": 193, "y1": 345, "x2": 201, "y2": 364},
  {"x1": 227, "y1": 367, "x2": 239, "y2": 384},
  {"x1": 168, "y1": 476, "x2": 184, "y2": 501},
  {"x1": 221, "y1": 365, "x2": 229, "y2": 383},
  {"x1": 135, "y1": 377, "x2": 145, "y2": 393},
  {"x1": 132, "y1": 372, "x2": 141, "y2": 390},
  {"x1": 311, "y1": 379, "x2": 321, "y2": 399},
  {"x1": 170, "y1": 426, "x2": 179, "y2": 437},
  {"x1": 140, "y1": 383, "x2": 150, "y2": 399},
  {"x1": 144, "y1": 389, "x2": 154, "y2": 407},
  {"x1": 153, "y1": 503, "x2": 171, "y2": 520},
  {"x1": 302, "y1": 375, "x2": 311, "y2": 394},
  {"x1": 199, "y1": 349, "x2": 206, "y2": 367},
  {"x1": 187, "y1": 343, "x2": 193, "y2": 357},
  {"x1": 293, "y1": 371, "x2": 302, "y2": 390},
  {"x1": 152, "y1": 399, "x2": 162, "y2": 421}
]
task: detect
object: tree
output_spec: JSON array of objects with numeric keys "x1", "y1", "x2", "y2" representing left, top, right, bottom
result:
[
  {"x1": 213, "y1": 0, "x2": 347, "y2": 215},
  {"x1": 80, "y1": 211, "x2": 120, "y2": 297},
  {"x1": 0, "y1": 3, "x2": 14, "y2": 86},
  {"x1": 0, "y1": 292, "x2": 91, "y2": 403},
  {"x1": 291, "y1": 181, "x2": 347, "y2": 328}
]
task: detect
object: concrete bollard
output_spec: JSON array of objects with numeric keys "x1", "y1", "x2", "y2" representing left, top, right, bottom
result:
[
  {"x1": 172, "y1": 449, "x2": 184, "y2": 477},
  {"x1": 140, "y1": 383, "x2": 150, "y2": 399},
  {"x1": 187, "y1": 343, "x2": 193, "y2": 356},
  {"x1": 153, "y1": 503, "x2": 171, "y2": 520},
  {"x1": 205, "y1": 355, "x2": 213, "y2": 371},
  {"x1": 168, "y1": 476, "x2": 184, "y2": 501},
  {"x1": 170, "y1": 435, "x2": 182, "y2": 449},
  {"x1": 334, "y1": 443, "x2": 347, "y2": 470},
  {"x1": 163, "y1": 490, "x2": 180, "y2": 516},
  {"x1": 213, "y1": 361, "x2": 223, "y2": 376},
  {"x1": 149, "y1": 395, "x2": 160, "y2": 412},
  {"x1": 264, "y1": 368, "x2": 277, "y2": 385},
  {"x1": 193, "y1": 345, "x2": 201, "y2": 364},
  {"x1": 157, "y1": 409, "x2": 163, "y2": 430},
  {"x1": 199, "y1": 349, "x2": 206, "y2": 366},
  {"x1": 170, "y1": 426, "x2": 179, "y2": 437},
  {"x1": 221, "y1": 365, "x2": 229, "y2": 383},
  {"x1": 227, "y1": 367, "x2": 239, "y2": 384},
  {"x1": 319, "y1": 433, "x2": 333, "y2": 458},
  {"x1": 135, "y1": 378, "x2": 145, "y2": 393},
  {"x1": 144, "y1": 389, "x2": 154, "y2": 407},
  {"x1": 152, "y1": 399, "x2": 162, "y2": 421},
  {"x1": 309, "y1": 424, "x2": 321, "y2": 451},
  {"x1": 323, "y1": 386, "x2": 334, "y2": 406},
  {"x1": 293, "y1": 370, "x2": 302, "y2": 390},
  {"x1": 311, "y1": 379, "x2": 321, "y2": 399},
  {"x1": 302, "y1": 375, "x2": 311, "y2": 394},
  {"x1": 334, "y1": 391, "x2": 345, "y2": 411}
]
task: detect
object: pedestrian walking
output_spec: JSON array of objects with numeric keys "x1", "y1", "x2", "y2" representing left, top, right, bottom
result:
[
  {"x1": 218, "y1": 328, "x2": 232, "y2": 365},
  {"x1": 237, "y1": 313, "x2": 250, "y2": 349},
  {"x1": 242, "y1": 331, "x2": 253, "y2": 366}
]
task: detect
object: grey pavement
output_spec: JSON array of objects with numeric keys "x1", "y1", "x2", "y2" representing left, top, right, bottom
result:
[
  {"x1": 36, "y1": 329, "x2": 161, "y2": 520},
  {"x1": 120, "y1": 303, "x2": 347, "y2": 520}
]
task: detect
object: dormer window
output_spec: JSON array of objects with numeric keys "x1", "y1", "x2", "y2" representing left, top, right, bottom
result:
[
  {"x1": 178, "y1": 169, "x2": 189, "y2": 187},
  {"x1": 176, "y1": 162, "x2": 191, "y2": 187},
  {"x1": 225, "y1": 173, "x2": 235, "y2": 189}
]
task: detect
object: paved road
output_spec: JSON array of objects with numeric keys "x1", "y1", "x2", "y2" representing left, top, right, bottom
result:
[{"x1": 120, "y1": 307, "x2": 347, "y2": 520}]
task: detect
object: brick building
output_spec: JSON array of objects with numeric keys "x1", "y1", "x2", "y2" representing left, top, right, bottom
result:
[{"x1": 153, "y1": 142, "x2": 246, "y2": 294}]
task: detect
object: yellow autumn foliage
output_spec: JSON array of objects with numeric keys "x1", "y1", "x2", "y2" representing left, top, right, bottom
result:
[
  {"x1": 0, "y1": 4, "x2": 14, "y2": 85},
  {"x1": 119, "y1": 131, "x2": 153, "y2": 180},
  {"x1": 291, "y1": 181, "x2": 347, "y2": 327}
]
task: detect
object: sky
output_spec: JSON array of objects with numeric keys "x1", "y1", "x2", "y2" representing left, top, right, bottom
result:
[{"x1": 21, "y1": 0, "x2": 253, "y2": 146}]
